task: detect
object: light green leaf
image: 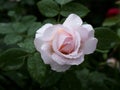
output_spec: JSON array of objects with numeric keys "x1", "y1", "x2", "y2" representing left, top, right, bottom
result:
[
  {"x1": 103, "y1": 16, "x2": 120, "y2": 26},
  {"x1": 55, "y1": 0, "x2": 72, "y2": 5},
  {"x1": 4, "y1": 34, "x2": 22, "y2": 45},
  {"x1": 0, "y1": 48, "x2": 27, "y2": 71},
  {"x1": 27, "y1": 53, "x2": 47, "y2": 84},
  {"x1": 95, "y1": 27, "x2": 120, "y2": 50},
  {"x1": 117, "y1": 28, "x2": 120, "y2": 37},
  {"x1": 60, "y1": 3, "x2": 89, "y2": 17},
  {"x1": 37, "y1": 0, "x2": 60, "y2": 17}
]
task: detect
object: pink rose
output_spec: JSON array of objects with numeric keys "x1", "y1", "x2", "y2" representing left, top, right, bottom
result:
[{"x1": 34, "y1": 14, "x2": 98, "y2": 72}]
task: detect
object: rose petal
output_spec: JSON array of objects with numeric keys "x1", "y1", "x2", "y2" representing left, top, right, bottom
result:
[
  {"x1": 52, "y1": 31, "x2": 81, "y2": 59},
  {"x1": 52, "y1": 53, "x2": 84, "y2": 65},
  {"x1": 36, "y1": 23, "x2": 53, "y2": 38},
  {"x1": 50, "y1": 61, "x2": 71, "y2": 72},
  {"x1": 63, "y1": 14, "x2": 83, "y2": 30},
  {"x1": 59, "y1": 37, "x2": 75, "y2": 54},
  {"x1": 82, "y1": 24, "x2": 94, "y2": 37},
  {"x1": 42, "y1": 24, "x2": 69, "y2": 41},
  {"x1": 40, "y1": 44, "x2": 53, "y2": 64},
  {"x1": 78, "y1": 24, "x2": 94, "y2": 42},
  {"x1": 34, "y1": 24, "x2": 53, "y2": 51},
  {"x1": 83, "y1": 38, "x2": 98, "y2": 54},
  {"x1": 34, "y1": 38, "x2": 43, "y2": 52},
  {"x1": 40, "y1": 44, "x2": 71, "y2": 72},
  {"x1": 57, "y1": 31, "x2": 70, "y2": 49}
]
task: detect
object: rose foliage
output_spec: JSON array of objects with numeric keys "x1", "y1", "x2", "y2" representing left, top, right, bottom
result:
[{"x1": 0, "y1": 0, "x2": 120, "y2": 90}]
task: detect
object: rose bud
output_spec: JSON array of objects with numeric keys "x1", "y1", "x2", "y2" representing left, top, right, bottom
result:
[
  {"x1": 106, "y1": 8, "x2": 120, "y2": 17},
  {"x1": 106, "y1": 58, "x2": 120, "y2": 69}
]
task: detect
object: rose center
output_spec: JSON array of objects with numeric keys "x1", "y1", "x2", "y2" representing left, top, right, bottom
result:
[{"x1": 59, "y1": 36, "x2": 75, "y2": 54}]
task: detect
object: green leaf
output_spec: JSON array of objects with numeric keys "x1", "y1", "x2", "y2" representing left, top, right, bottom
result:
[
  {"x1": 37, "y1": 0, "x2": 60, "y2": 17},
  {"x1": 8, "y1": 10, "x2": 16, "y2": 17},
  {"x1": 22, "y1": 0, "x2": 35, "y2": 5},
  {"x1": 4, "y1": 34, "x2": 22, "y2": 45},
  {"x1": 41, "y1": 71, "x2": 62, "y2": 87},
  {"x1": 75, "y1": 68, "x2": 89, "y2": 89},
  {"x1": 103, "y1": 16, "x2": 120, "y2": 26},
  {"x1": 18, "y1": 38, "x2": 35, "y2": 53},
  {"x1": 117, "y1": 28, "x2": 120, "y2": 37},
  {"x1": 11, "y1": 22, "x2": 28, "y2": 33},
  {"x1": 60, "y1": 72, "x2": 81, "y2": 90},
  {"x1": 43, "y1": 18, "x2": 57, "y2": 24},
  {"x1": 89, "y1": 71, "x2": 106, "y2": 84},
  {"x1": 95, "y1": 27, "x2": 120, "y2": 50},
  {"x1": 75, "y1": 69, "x2": 110, "y2": 90},
  {"x1": 55, "y1": 0, "x2": 72, "y2": 5},
  {"x1": 27, "y1": 53, "x2": 47, "y2": 84},
  {"x1": 0, "y1": 48, "x2": 27, "y2": 71},
  {"x1": 21, "y1": 15, "x2": 37, "y2": 23},
  {"x1": 0, "y1": 23, "x2": 13, "y2": 34},
  {"x1": 27, "y1": 22, "x2": 41, "y2": 36},
  {"x1": 3, "y1": 71, "x2": 27, "y2": 88},
  {"x1": 60, "y1": 3, "x2": 89, "y2": 17},
  {"x1": 27, "y1": 53, "x2": 62, "y2": 86}
]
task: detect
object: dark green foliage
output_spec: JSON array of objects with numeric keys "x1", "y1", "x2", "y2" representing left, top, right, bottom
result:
[
  {"x1": 95, "y1": 27, "x2": 120, "y2": 50},
  {"x1": 60, "y1": 3, "x2": 89, "y2": 17},
  {"x1": 0, "y1": 0, "x2": 120, "y2": 90},
  {"x1": 37, "y1": 0, "x2": 60, "y2": 17},
  {"x1": 0, "y1": 48, "x2": 27, "y2": 71}
]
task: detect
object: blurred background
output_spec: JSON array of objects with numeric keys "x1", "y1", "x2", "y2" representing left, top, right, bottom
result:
[{"x1": 0, "y1": 0, "x2": 120, "y2": 90}]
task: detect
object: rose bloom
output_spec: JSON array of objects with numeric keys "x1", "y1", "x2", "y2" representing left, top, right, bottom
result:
[{"x1": 34, "y1": 14, "x2": 98, "y2": 72}]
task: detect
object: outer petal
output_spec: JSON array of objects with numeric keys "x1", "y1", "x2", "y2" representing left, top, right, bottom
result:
[
  {"x1": 34, "y1": 24, "x2": 53, "y2": 51},
  {"x1": 78, "y1": 24, "x2": 94, "y2": 42},
  {"x1": 50, "y1": 61, "x2": 71, "y2": 72},
  {"x1": 34, "y1": 38, "x2": 43, "y2": 52},
  {"x1": 82, "y1": 24, "x2": 94, "y2": 37},
  {"x1": 40, "y1": 44, "x2": 71, "y2": 72},
  {"x1": 63, "y1": 14, "x2": 83, "y2": 30},
  {"x1": 40, "y1": 44, "x2": 53, "y2": 64},
  {"x1": 41, "y1": 24, "x2": 71, "y2": 41},
  {"x1": 83, "y1": 38, "x2": 98, "y2": 54},
  {"x1": 52, "y1": 53, "x2": 84, "y2": 65},
  {"x1": 36, "y1": 23, "x2": 53, "y2": 38}
]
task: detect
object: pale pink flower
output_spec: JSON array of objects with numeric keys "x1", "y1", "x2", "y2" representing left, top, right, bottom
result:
[{"x1": 34, "y1": 14, "x2": 98, "y2": 72}]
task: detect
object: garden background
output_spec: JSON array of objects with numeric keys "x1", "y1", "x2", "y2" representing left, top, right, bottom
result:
[{"x1": 0, "y1": 0, "x2": 120, "y2": 90}]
